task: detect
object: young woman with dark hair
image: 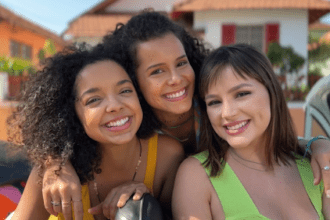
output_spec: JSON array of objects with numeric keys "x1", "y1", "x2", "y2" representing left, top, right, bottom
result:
[
  {"x1": 40, "y1": 11, "x2": 330, "y2": 220},
  {"x1": 172, "y1": 44, "x2": 330, "y2": 219},
  {"x1": 7, "y1": 45, "x2": 184, "y2": 220}
]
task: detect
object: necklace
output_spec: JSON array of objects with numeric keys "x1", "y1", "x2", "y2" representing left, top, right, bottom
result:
[
  {"x1": 230, "y1": 149, "x2": 266, "y2": 172},
  {"x1": 93, "y1": 138, "x2": 142, "y2": 203},
  {"x1": 160, "y1": 118, "x2": 195, "y2": 142}
]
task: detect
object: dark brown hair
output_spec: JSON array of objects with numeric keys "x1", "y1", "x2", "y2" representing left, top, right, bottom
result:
[{"x1": 198, "y1": 44, "x2": 301, "y2": 176}]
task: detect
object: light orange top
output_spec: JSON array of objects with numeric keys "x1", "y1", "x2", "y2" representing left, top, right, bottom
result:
[{"x1": 49, "y1": 134, "x2": 158, "y2": 220}]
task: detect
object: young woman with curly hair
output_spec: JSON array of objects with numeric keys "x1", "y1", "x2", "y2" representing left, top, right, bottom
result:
[
  {"x1": 39, "y1": 11, "x2": 330, "y2": 220},
  {"x1": 8, "y1": 45, "x2": 184, "y2": 220},
  {"x1": 172, "y1": 44, "x2": 330, "y2": 219}
]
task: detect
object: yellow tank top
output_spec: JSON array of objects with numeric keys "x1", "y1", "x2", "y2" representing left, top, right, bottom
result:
[{"x1": 49, "y1": 134, "x2": 158, "y2": 220}]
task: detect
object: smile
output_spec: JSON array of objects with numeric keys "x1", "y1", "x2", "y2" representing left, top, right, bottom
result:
[
  {"x1": 164, "y1": 88, "x2": 187, "y2": 101},
  {"x1": 105, "y1": 117, "x2": 129, "y2": 127},
  {"x1": 104, "y1": 117, "x2": 132, "y2": 132},
  {"x1": 224, "y1": 120, "x2": 250, "y2": 135}
]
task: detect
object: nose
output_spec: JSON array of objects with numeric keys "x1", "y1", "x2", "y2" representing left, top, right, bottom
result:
[
  {"x1": 221, "y1": 100, "x2": 237, "y2": 119},
  {"x1": 167, "y1": 69, "x2": 183, "y2": 86},
  {"x1": 105, "y1": 96, "x2": 124, "y2": 113}
]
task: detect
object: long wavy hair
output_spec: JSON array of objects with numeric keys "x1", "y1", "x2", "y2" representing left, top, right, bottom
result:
[
  {"x1": 102, "y1": 11, "x2": 209, "y2": 132},
  {"x1": 198, "y1": 44, "x2": 302, "y2": 176},
  {"x1": 7, "y1": 44, "x2": 155, "y2": 184}
]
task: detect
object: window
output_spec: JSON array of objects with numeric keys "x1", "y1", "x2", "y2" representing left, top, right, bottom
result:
[
  {"x1": 236, "y1": 25, "x2": 264, "y2": 52},
  {"x1": 10, "y1": 40, "x2": 32, "y2": 60}
]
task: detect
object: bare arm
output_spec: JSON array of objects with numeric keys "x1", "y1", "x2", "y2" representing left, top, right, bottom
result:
[
  {"x1": 304, "y1": 138, "x2": 330, "y2": 197},
  {"x1": 12, "y1": 167, "x2": 50, "y2": 220},
  {"x1": 172, "y1": 157, "x2": 215, "y2": 220},
  {"x1": 42, "y1": 161, "x2": 83, "y2": 220}
]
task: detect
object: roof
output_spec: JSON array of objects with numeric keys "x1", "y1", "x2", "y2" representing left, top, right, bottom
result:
[
  {"x1": 63, "y1": 14, "x2": 132, "y2": 38},
  {"x1": 309, "y1": 20, "x2": 330, "y2": 30},
  {"x1": 174, "y1": 0, "x2": 330, "y2": 11},
  {"x1": 0, "y1": 5, "x2": 67, "y2": 46},
  {"x1": 85, "y1": 0, "x2": 119, "y2": 14}
]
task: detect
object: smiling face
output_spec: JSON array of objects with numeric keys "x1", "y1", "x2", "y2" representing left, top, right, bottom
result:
[
  {"x1": 135, "y1": 33, "x2": 195, "y2": 117},
  {"x1": 74, "y1": 60, "x2": 143, "y2": 146},
  {"x1": 205, "y1": 66, "x2": 271, "y2": 150}
]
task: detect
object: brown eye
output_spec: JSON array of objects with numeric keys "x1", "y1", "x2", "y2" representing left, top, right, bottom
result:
[
  {"x1": 120, "y1": 89, "x2": 133, "y2": 94},
  {"x1": 177, "y1": 61, "x2": 188, "y2": 67},
  {"x1": 151, "y1": 69, "x2": 163, "y2": 75},
  {"x1": 207, "y1": 100, "x2": 221, "y2": 106},
  {"x1": 86, "y1": 97, "x2": 100, "y2": 106},
  {"x1": 236, "y1": 91, "x2": 251, "y2": 98}
]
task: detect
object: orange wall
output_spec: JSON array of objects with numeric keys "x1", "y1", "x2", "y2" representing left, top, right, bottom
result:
[
  {"x1": 0, "y1": 21, "x2": 63, "y2": 65},
  {"x1": 0, "y1": 103, "x2": 16, "y2": 141}
]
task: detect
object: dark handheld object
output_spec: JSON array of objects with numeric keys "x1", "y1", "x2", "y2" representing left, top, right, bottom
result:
[{"x1": 115, "y1": 193, "x2": 164, "y2": 220}]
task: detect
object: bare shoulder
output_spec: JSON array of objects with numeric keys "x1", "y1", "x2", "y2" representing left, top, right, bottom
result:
[
  {"x1": 176, "y1": 156, "x2": 209, "y2": 181},
  {"x1": 172, "y1": 156, "x2": 214, "y2": 219}
]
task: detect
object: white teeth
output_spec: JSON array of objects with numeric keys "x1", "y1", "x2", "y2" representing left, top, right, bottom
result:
[
  {"x1": 166, "y1": 89, "x2": 185, "y2": 99},
  {"x1": 106, "y1": 117, "x2": 129, "y2": 127},
  {"x1": 226, "y1": 121, "x2": 248, "y2": 130}
]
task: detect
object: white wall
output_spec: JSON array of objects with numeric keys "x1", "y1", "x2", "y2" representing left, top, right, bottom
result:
[
  {"x1": 194, "y1": 9, "x2": 309, "y2": 84},
  {"x1": 105, "y1": 0, "x2": 184, "y2": 13}
]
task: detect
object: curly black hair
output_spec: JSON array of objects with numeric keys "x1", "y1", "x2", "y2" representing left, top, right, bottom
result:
[
  {"x1": 7, "y1": 44, "x2": 155, "y2": 184},
  {"x1": 102, "y1": 11, "x2": 209, "y2": 129}
]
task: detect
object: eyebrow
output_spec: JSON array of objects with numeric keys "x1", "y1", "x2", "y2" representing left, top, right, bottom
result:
[
  {"x1": 146, "y1": 55, "x2": 187, "y2": 71},
  {"x1": 205, "y1": 83, "x2": 253, "y2": 100},
  {"x1": 79, "y1": 79, "x2": 133, "y2": 100}
]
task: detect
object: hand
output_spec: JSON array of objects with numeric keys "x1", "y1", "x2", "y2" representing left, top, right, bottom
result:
[
  {"x1": 310, "y1": 139, "x2": 330, "y2": 197},
  {"x1": 42, "y1": 161, "x2": 83, "y2": 220},
  {"x1": 88, "y1": 181, "x2": 150, "y2": 220}
]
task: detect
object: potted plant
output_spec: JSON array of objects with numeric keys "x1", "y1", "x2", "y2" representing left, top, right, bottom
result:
[
  {"x1": 7, "y1": 58, "x2": 34, "y2": 99},
  {"x1": 267, "y1": 42, "x2": 286, "y2": 87}
]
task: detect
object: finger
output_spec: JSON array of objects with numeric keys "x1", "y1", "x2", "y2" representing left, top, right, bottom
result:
[
  {"x1": 117, "y1": 192, "x2": 133, "y2": 208},
  {"x1": 61, "y1": 200, "x2": 72, "y2": 220},
  {"x1": 104, "y1": 191, "x2": 119, "y2": 220},
  {"x1": 102, "y1": 202, "x2": 111, "y2": 220},
  {"x1": 51, "y1": 194, "x2": 62, "y2": 214},
  {"x1": 72, "y1": 198, "x2": 83, "y2": 220},
  {"x1": 88, "y1": 203, "x2": 103, "y2": 215},
  {"x1": 109, "y1": 204, "x2": 118, "y2": 220},
  {"x1": 42, "y1": 188, "x2": 58, "y2": 216},
  {"x1": 321, "y1": 165, "x2": 330, "y2": 198},
  {"x1": 100, "y1": 189, "x2": 117, "y2": 217},
  {"x1": 311, "y1": 157, "x2": 322, "y2": 185},
  {"x1": 133, "y1": 187, "x2": 149, "y2": 201}
]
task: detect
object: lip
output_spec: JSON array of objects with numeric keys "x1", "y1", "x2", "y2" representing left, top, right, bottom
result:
[
  {"x1": 224, "y1": 120, "x2": 250, "y2": 136},
  {"x1": 104, "y1": 116, "x2": 132, "y2": 132},
  {"x1": 163, "y1": 87, "x2": 188, "y2": 102}
]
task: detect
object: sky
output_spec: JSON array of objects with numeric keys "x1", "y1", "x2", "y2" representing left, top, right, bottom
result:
[
  {"x1": 1, "y1": 0, "x2": 103, "y2": 35},
  {"x1": 2, "y1": 0, "x2": 330, "y2": 36}
]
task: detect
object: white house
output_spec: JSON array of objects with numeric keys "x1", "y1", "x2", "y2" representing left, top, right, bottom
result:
[
  {"x1": 173, "y1": 0, "x2": 330, "y2": 86},
  {"x1": 63, "y1": 0, "x2": 330, "y2": 85}
]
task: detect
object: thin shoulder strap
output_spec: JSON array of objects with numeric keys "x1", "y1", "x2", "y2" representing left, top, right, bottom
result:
[
  {"x1": 193, "y1": 152, "x2": 260, "y2": 219},
  {"x1": 144, "y1": 134, "x2": 158, "y2": 193}
]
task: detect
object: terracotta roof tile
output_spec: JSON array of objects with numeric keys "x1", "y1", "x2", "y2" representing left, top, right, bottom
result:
[
  {"x1": 0, "y1": 5, "x2": 67, "y2": 46},
  {"x1": 63, "y1": 14, "x2": 132, "y2": 38},
  {"x1": 174, "y1": 0, "x2": 330, "y2": 11}
]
